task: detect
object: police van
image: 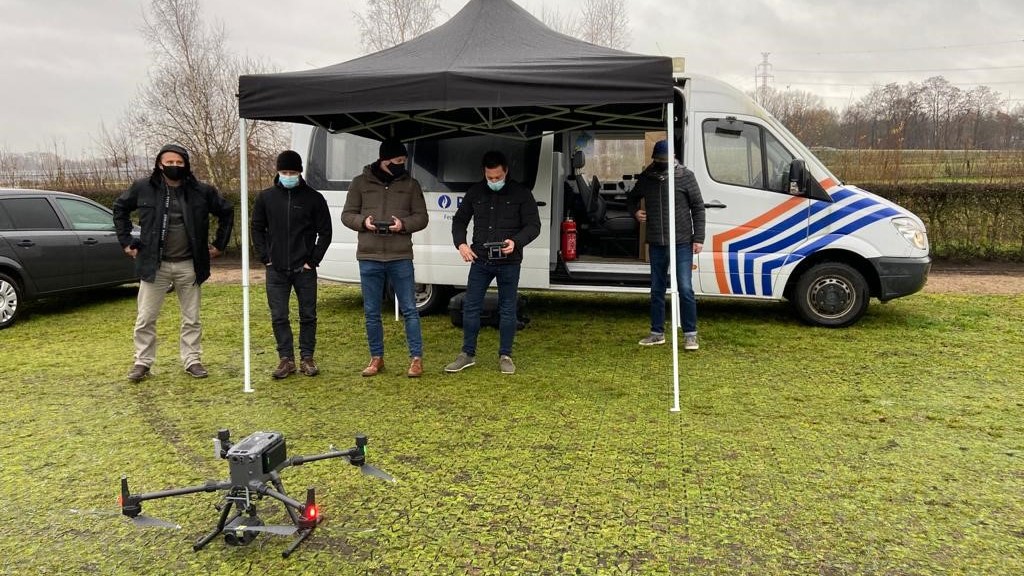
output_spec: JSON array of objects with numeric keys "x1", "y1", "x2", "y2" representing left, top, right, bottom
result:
[{"x1": 293, "y1": 73, "x2": 930, "y2": 327}]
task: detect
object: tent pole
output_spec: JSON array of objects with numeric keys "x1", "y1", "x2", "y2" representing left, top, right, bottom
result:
[
  {"x1": 667, "y1": 102, "x2": 680, "y2": 413},
  {"x1": 240, "y1": 118, "x2": 253, "y2": 393}
]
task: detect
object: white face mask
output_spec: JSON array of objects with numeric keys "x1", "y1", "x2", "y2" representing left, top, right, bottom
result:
[{"x1": 487, "y1": 180, "x2": 505, "y2": 191}]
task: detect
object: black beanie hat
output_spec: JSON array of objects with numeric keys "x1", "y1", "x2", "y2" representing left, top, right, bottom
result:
[
  {"x1": 276, "y1": 150, "x2": 303, "y2": 172},
  {"x1": 378, "y1": 138, "x2": 408, "y2": 160}
]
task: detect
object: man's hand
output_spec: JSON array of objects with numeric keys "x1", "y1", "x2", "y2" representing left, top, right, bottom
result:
[
  {"x1": 303, "y1": 263, "x2": 312, "y2": 270},
  {"x1": 457, "y1": 243, "x2": 477, "y2": 262},
  {"x1": 500, "y1": 239, "x2": 515, "y2": 255},
  {"x1": 635, "y1": 209, "x2": 646, "y2": 223},
  {"x1": 364, "y1": 216, "x2": 377, "y2": 231},
  {"x1": 388, "y1": 216, "x2": 403, "y2": 233},
  {"x1": 124, "y1": 246, "x2": 137, "y2": 259},
  {"x1": 209, "y1": 245, "x2": 222, "y2": 258},
  {"x1": 692, "y1": 242, "x2": 704, "y2": 255}
]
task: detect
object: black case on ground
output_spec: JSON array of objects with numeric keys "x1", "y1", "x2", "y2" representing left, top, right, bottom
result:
[{"x1": 448, "y1": 292, "x2": 529, "y2": 330}]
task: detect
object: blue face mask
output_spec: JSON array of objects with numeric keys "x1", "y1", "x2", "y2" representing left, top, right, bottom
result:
[
  {"x1": 279, "y1": 174, "x2": 300, "y2": 189},
  {"x1": 487, "y1": 180, "x2": 505, "y2": 192}
]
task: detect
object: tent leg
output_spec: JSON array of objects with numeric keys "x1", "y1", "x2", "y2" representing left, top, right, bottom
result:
[
  {"x1": 240, "y1": 118, "x2": 253, "y2": 393},
  {"x1": 667, "y1": 102, "x2": 680, "y2": 413}
]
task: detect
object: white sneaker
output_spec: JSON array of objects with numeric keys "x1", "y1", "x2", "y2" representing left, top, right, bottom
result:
[
  {"x1": 639, "y1": 332, "x2": 666, "y2": 346},
  {"x1": 683, "y1": 333, "x2": 699, "y2": 351}
]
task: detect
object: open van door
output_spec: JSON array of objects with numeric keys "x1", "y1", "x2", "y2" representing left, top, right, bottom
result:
[{"x1": 693, "y1": 115, "x2": 811, "y2": 299}]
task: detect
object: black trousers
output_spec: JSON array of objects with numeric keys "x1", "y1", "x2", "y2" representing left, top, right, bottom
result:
[{"x1": 266, "y1": 266, "x2": 318, "y2": 360}]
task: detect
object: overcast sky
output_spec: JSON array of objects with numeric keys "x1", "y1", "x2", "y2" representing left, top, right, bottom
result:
[{"x1": 2, "y1": 0, "x2": 1022, "y2": 156}]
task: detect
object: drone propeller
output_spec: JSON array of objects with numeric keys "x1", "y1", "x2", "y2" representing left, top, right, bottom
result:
[
  {"x1": 69, "y1": 508, "x2": 181, "y2": 530},
  {"x1": 359, "y1": 463, "x2": 396, "y2": 483},
  {"x1": 130, "y1": 515, "x2": 182, "y2": 529},
  {"x1": 228, "y1": 523, "x2": 297, "y2": 536}
]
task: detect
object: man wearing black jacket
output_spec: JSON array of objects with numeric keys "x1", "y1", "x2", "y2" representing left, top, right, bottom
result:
[
  {"x1": 251, "y1": 150, "x2": 332, "y2": 379},
  {"x1": 445, "y1": 150, "x2": 541, "y2": 375},
  {"x1": 113, "y1": 144, "x2": 234, "y2": 382}
]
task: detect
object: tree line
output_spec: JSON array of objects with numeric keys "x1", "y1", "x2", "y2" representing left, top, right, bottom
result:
[{"x1": 759, "y1": 77, "x2": 1024, "y2": 150}]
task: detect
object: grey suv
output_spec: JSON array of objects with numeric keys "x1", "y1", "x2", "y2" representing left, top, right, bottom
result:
[{"x1": 0, "y1": 188, "x2": 138, "y2": 328}]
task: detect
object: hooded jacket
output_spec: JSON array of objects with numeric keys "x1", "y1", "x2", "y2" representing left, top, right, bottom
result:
[
  {"x1": 340, "y1": 163, "x2": 428, "y2": 262},
  {"x1": 251, "y1": 177, "x2": 332, "y2": 272},
  {"x1": 627, "y1": 161, "x2": 706, "y2": 247},
  {"x1": 112, "y1": 144, "x2": 235, "y2": 284}
]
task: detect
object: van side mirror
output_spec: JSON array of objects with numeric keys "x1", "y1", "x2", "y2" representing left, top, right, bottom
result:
[{"x1": 787, "y1": 159, "x2": 807, "y2": 195}]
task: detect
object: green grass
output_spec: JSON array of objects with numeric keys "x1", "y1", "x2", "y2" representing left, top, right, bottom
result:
[{"x1": 1, "y1": 284, "x2": 1022, "y2": 575}]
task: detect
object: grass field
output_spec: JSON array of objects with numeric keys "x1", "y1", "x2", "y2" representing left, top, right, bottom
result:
[
  {"x1": 1, "y1": 284, "x2": 1022, "y2": 575},
  {"x1": 814, "y1": 148, "x2": 1024, "y2": 184}
]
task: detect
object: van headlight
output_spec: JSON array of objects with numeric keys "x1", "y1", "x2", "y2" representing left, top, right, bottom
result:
[{"x1": 891, "y1": 217, "x2": 928, "y2": 250}]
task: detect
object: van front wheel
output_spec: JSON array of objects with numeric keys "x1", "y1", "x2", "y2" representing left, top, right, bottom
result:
[{"x1": 792, "y1": 263, "x2": 869, "y2": 327}]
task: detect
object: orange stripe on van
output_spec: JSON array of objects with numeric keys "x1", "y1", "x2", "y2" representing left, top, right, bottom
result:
[
  {"x1": 820, "y1": 177, "x2": 837, "y2": 190},
  {"x1": 713, "y1": 196, "x2": 806, "y2": 294}
]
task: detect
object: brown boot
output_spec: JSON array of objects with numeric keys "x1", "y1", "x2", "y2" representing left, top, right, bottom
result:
[
  {"x1": 407, "y1": 357, "x2": 423, "y2": 378},
  {"x1": 299, "y1": 357, "x2": 319, "y2": 377},
  {"x1": 273, "y1": 357, "x2": 296, "y2": 379},
  {"x1": 361, "y1": 356, "x2": 384, "y2": 377}
]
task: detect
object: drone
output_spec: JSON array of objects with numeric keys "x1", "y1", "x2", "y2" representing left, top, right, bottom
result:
[{"x1": 117, "y1": 429, "x2": 394, "y2": 558}]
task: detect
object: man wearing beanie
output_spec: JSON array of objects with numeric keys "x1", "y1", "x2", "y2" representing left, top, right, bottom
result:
[
  {"x1": 341, "y1": 138, "x2": 428, "y2": 378},
  {"x1": 626, "y1": 139, "x2": 706, "y2": 350},
  {"x1": 252, "y1": 150, "x2": 333, "y2": 379},
  {"x1": 113, "y1": 143, "x2": 235, "y2": 382}
]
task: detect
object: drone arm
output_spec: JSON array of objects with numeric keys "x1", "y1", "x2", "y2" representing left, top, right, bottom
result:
[
  {"x1": 252, "y1": 481, "x2": 304, "y2": 511},
  {"x1": 120, "y1": 476, "x2": 232, "y2": 516},
  {"x1": 282, "y1": 447, "x2": 358, "y2": 468}
]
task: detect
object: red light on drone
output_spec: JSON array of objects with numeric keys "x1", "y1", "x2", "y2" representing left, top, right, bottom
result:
[
  {"x1": 304, "y1": 504, "x2": 319, "y2": 520},
  {"x1": 117, "y1": 494, "x2": 123, "y2": 506}
]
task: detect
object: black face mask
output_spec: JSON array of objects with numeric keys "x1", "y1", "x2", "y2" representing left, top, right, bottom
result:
[
  {"x1": 652, "y1": 161, "x2": 669, "y2": 172},
  {"x1": 162, "y1": 165, "x2": 187, "y2": 181},
  {"x1": 387, "y1": 163, "x2": 407, "y2": 178}
]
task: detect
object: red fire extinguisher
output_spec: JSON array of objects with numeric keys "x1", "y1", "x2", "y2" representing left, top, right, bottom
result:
[{"x1": 561, "y1": 215, "x2": 577, "y2": 261}]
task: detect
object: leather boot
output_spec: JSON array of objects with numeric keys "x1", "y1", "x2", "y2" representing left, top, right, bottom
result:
[
  {"x1": 361, "y1": 356, "x2": 384, "y2": 377},
  {"x1": 407, "y1": 357, "x2": 423, "y2": 378}
]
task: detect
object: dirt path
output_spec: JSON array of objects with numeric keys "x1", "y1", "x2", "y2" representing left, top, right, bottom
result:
[{"x1": 207, "y1": 257, "x2": 1024, "y2": 295}]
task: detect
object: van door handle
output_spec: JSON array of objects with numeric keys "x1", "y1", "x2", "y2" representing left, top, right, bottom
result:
[
  {"x1": 83, "y1": 238, "x2": 99, "y2": 245},
  {"x1": 17, "y1": 240, "x2": 35, "y2": 247},
  {"x1": 704, "y1": 201, "x2": 727, "y2": 209},
  {"x1": 536, "y1": 201, "x2": 547, "y2": 207}
]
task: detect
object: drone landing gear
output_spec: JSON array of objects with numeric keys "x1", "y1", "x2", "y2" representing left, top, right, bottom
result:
[{"x1": 191, "y1": 483, "x2": 321, "y2": 557}]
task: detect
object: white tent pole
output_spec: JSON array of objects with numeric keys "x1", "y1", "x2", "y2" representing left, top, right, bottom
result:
[
  {"x1": 239, "y1": 118, "x2": 253, "y2": 393},
  {"x1": 667, "y1": 101, "x2": 680, "y2": 413}
]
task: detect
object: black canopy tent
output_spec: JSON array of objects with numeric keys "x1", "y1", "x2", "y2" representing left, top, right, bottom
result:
[
  {"x1": 236, "y1": 0, "x2": 686, "y2": 406},
  {"x1": 238, "y1": 0, "x2": 672, "y2": 140}
]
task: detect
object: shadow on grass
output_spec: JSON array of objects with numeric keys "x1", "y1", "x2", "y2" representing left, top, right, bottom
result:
[{"x1": 13, "y1": 285, "x2": 139, "y2": 326}]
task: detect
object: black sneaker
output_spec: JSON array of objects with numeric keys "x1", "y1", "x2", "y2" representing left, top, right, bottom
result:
[
  {"x1": 184, "y1": 363, "x2": 208, "y2": 378},
  {"x1": 127, "y1": 364, "x2": 150, "y2": 382}
]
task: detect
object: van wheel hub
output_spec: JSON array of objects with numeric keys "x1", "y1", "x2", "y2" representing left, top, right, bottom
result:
[{"x1": 808, "y1": 277, "x2": 855, "y2": 318}]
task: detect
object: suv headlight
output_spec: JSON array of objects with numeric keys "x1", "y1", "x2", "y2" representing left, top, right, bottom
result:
[{"x1": 891, "y1": 217, "x2": 928, "y2": 250}]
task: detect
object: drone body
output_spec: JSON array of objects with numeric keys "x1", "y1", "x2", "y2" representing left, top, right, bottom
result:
[{"x1": 118, "y1": 429, "x2": 393, "y2": 558}]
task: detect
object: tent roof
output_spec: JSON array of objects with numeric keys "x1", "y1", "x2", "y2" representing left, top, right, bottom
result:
[{"x1": 237, "y1": 0, "x2": 673, "y2": 140}]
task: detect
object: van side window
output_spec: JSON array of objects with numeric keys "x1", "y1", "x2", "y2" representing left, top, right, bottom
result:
[
  {"x1": 326, "y1": 133, "x2": 380, "y2": 182},
  {"x1": 0, "y1": 198, "x2": 63, "y2": 230},
  {"x1": 703, "y1": 119, "x2": 795, "y2": 193}
]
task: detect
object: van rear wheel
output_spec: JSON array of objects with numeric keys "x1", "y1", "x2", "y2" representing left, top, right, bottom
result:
[
  {"x1": 792, "y1": 262, "x2": 869, "y2": 327},
  {"x1": 414, "y1": 283, "x2": 448, "y2": 315}
]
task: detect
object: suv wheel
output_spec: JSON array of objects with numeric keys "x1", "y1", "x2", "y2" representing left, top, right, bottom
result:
[{"x1": 0, "y1": 273, "x2": 23, "y2": 329}]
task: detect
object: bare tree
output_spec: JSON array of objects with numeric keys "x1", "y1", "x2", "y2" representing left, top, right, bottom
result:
[
  {"x1": 355, "y1": 0, "x2": 443, "y2": 53},
  {"x1": 580, "y1": 0, "x2": 630, "y2": 50},
  {"x1": 535, "y1": 5, "x2": 579, "y2": 36},
  {"x1": 123, "y1": 0, "x2": 285, "y2": 192}
]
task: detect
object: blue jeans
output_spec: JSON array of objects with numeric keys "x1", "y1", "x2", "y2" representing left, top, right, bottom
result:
[
  {"x1": 649, "y1": 244, "x2": 697, "y2": 334},
  {"x1": 358, "y1": 259, "x2": 423, "y2": 358},
  {"x1": 462, "y1": 260, "x2": 521, "y2": 357},
  {"x1": 266, "y1": 266, "x2": 318, "y2": 359}
]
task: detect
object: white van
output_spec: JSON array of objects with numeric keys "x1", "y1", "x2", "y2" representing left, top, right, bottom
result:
[{"x1": 293, "y1": 73, "x2": 930, "y2": 327}]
